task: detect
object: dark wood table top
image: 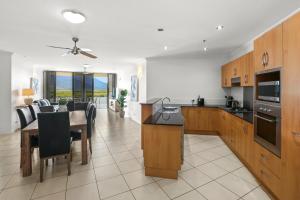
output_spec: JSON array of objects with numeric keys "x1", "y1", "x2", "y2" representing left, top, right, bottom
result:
[{"x1": 22, "y1": 111, "x2": 87, "y2": 134}]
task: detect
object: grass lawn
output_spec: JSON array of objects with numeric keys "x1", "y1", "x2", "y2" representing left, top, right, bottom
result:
[{"x1": 56, "y1": 90, "x2": 107, "y2": 98}]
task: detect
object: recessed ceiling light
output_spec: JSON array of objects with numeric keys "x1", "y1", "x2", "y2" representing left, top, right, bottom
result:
[
  {"x1": 216, "y1": 25, "x2": 224, "y2": 30},
  {"x1": 62, "y1": 10, "x2": 86, "y2": 24},
  {"x1": 164, "y1": 46, "x2": 168, "y2": 50},
  {"x1": 157, "y1": 28, "x2": 164, "y2": 32},
  {"x1": 203, "y1": 47, "x2": 208, "y2": 52}
]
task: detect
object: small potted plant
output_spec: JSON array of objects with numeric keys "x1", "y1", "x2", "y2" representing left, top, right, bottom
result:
[{"x1": 117, "y1": 89, "x2": 128, "y2": 118}]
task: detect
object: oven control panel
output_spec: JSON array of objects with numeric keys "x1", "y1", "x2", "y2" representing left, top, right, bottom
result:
[{"x1": 254, "y1": 101, "x2": 281, "y2": 117}]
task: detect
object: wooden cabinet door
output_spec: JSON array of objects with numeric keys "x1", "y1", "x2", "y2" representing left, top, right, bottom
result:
[
  {"x1": 241, "y1": 52, "x2": 254, "y2": 86},
  {"x1": 264, "y1": 24, "x2": 283, "y2": 70},
  {"x1": 182, "y1": 107, "x2": 198, "y2": 131},
  {"x1": 244, "y1": 123, "x2": 254, "y2": 169},
  {"x1": 225, "y1": 63, "x2": 232, "y2": 87},
  {"x1": 282, "y1": 12, "x2": 300, "y2": 200},
  {"x1": 254, "y1": 24, "x2": 283, "y2": 72},
  {"x1": 221, "y1": 65, "x2": 227, "y2": 87},
  {"x1": 254, "y1": 34, "x2": 266, "y2": 72},
  {"x1": 231, "y1": 59, "x2": 241, "y2": 78}
]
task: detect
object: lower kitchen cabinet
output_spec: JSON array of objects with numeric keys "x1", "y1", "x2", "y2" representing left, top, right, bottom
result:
[{"x1": 181, "y1": 107, "x2": 219, "y2": 133}]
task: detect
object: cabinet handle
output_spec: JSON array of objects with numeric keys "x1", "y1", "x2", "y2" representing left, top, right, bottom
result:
[
  {"x1": 292, "y1": 131, "x2": 300, "y2": 137},
  {"x1": 261, "y1": 52, "x2": 266, "y2": 66},
  {"x1": 265, "y1": 52, "x2": 269, "y2": 66}
]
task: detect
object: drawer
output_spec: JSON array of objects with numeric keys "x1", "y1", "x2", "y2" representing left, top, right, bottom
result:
[
  {"x1": 258, "y1": 165, "x2": 281, "y2": 199},
  {"x1": 255, "y1": 142, "x2": 281, "y2": 178}
]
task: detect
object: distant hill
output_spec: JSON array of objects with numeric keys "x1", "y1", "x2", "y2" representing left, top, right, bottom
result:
[{"x1": 56, "y1": 75, "x2": 107, "y2": 90}]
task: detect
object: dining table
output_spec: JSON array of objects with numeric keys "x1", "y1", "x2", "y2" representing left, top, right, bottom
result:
[{"x1": 21, "y1": 111, "x2": 88, "y2": 177}]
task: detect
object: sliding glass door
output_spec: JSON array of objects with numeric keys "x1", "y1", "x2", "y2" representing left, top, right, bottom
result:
[{"x1": 43, "y1": 71, "x2": 116, "y2": 109}]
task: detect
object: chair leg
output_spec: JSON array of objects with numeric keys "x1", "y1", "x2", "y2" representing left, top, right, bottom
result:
[
  {"x1": 20, "y1": 150, "x2": 23, "y2": 168},
  {"x1": 52, "y1": 158, "x2": 55, "y2": 164},
  {"x1": 46, "y1": 159, "x2": 48, "y2": 166},
  {"x1": 67, "y1": 154, "x2": 71, "y2": 176},
  {"x1": 40, "y1": 159, "x2": 44, "y2": 182},
  {"x1": 70, "y1": 148, "x2": 73, "y2": 162},
  {"x1": 88, "y1": 138, "x2": 92, "y2": 154}
]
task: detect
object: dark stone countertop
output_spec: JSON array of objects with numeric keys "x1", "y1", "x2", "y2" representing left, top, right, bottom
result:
[
  {"x1": 140, "y1": 98, "x2": 162, "y2": 105},
  {"x1": 143, "y1": 109, "x2": 184, "y2": 126}
]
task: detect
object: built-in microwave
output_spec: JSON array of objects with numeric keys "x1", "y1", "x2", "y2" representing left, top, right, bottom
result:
[{"x1": 257, "y1": 81, "x2": 280, "y2": 103}]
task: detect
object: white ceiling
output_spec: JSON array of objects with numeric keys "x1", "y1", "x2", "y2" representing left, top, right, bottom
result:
[{"x1": 0, "y1": 0, "x2": 299, "y2": 67}]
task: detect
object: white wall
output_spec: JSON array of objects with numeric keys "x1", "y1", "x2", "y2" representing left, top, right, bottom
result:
[
  {"x1": 146, "y1": 54, "x2": 227, "y2": 105},
  {"x1": 0, "y1": 50, "x2": 12, "y2": 134},
  {"x1": 11, "y1": 54, "x2": 34, "y2": 131}
]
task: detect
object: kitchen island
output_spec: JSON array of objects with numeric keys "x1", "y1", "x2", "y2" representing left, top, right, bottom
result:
[{"x1": 141, "y1": 99, "x2": 184, "y2": 179}]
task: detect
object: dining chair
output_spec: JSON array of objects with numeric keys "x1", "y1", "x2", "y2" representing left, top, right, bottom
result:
[
  {"x1": 71, "y1": 104, "x2": 95, "y2": 154},
  {"x1": 16, "y1": 107, "x2": 39, "y2": 168},
  {"x1": 37, "y1": 112, "x2": 72, "y2": 182},
  {"x1": 28, "y1": 104, "x2": 41, "y2": 120}
]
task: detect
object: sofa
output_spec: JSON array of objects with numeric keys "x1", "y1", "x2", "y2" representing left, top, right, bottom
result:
[{"x1": 34, "y1": 99, "x2": 59, "y2": 112}]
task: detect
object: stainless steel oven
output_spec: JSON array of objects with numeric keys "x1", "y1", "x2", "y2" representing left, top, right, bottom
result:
[
  {"x1": 254, "y1": 102, "x2": 281, "y2": 157},
  {"x1": 257, "y1": 81, "x2": 280, "y2": 103}
]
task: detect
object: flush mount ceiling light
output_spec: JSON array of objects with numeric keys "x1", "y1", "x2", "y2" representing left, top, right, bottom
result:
[
  {"x1": 216, "y1": 25, "x2": 224, "y2": 31},
  {"x1": 62, "y1": 10, "x2": 86, "y2": 24},
  {"x1": 164, "y1": 46, "x2": 168, "y2": 50},
  {"x1": 83, "y1": 64, "x2": 90, "y2": 68},
  {"x1": 203, "y1": 47, "x2": 208, "y2": 52}
]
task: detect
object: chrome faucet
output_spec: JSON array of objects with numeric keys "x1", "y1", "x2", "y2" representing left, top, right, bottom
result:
[{"x1": 161, "y1": 97, "x2": 171, "y2": 111}]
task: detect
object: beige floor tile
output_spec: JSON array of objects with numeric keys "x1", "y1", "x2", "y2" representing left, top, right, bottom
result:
[
  {"x1": 93, "y1": 155, "x2": 115, "y2": 168},
  {"x1": 212, "y1": 157, "x2": 242, "y2": 172},
  {"x1": 179, "y1": 168, "x2": 211, "y2": 188},
  {"x1": 0, "y1": 175, "x2": 12, "y2": 190},
  {"x1": 112, "y1": 152, "x2": 134, "y2": 163},
  {"x1": 0, "y1": 183, "x2": 36, "y2": 200},
  {"x1": 66, "y1": 183, "x2": 100, "y2": 200},
  {"x1": 184, "y1": 155, "x2": 209, "y2": 167},
  {"x1": 34, "y1": 191, "x2": 65, "y2": 200},
  {"x1": 67, "y1": 169, "x2": 96, "y2": 189},
  {"x1": 5, "y1": 173, "x2": 38, "y2": 188},
  {"x1": 104, "y1": 191, "x2": 135, "y2": 200},
  {"x1": 173, "y1": 190, "x2": 206, "y2": 200},
  {"x1": 97, "y1": 175, "x2": 129, "y2": 199},
  {"x1": 209, "y1": 145, "x2": 233, "y2": 156},
  {"x1": 243, "y1": 187, "x2": 272, "y2": 200},
  {"x1": 117, "y1": 159, "x2": 142, "y2": 174},
  {"x1": 131, "y1": 183, "x2": 169, "y2": 200},
  {"x1": 157, "y1": 178, "x2": 193, "y2": 199},
  {"x1": 94, "y1": 164, "x2": 121, "y2": 181},
  {"x1": 232, "y1": 167, "x2": 260, "y2": 187},
  {"x1": 197, "y1": 162, "x2": 228, "y2": 179},
  {"x1": 123, "y1": 170, "x2": 153, "y2": 189},
  {"x1": 196, "y1": 150, "x2": 223, "y2": 161},
  {"x1": 216, "y1": 174, "x2": 256, "y2": 197},
  {"x1": 197, "y1": 181, "x2": 239, "y2": 200},
  {"x1": 32, "y1": 176, "x2": 67, "y2": 199}
]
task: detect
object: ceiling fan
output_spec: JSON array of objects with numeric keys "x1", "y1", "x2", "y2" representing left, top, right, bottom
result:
[{"x1": 47, "y1": 37, "x2": 97, "y2": 59}]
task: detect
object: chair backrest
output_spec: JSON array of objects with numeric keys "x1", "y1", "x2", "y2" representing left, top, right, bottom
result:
[
  {"x1": 86, "y1": 102, "x2": 92, "y2": 117},
  {"x1": 37, "y1": 112, "x2": 71, "y2": 158},
  {"x1": 87, "y1": 104, "x2": 96, "y2": 138},
  {"x1": 16, "y1": 107, "x2": 33, "y2": 129},
  {"x1": 66, "y1": 100, "x2": 75, "y2": 111},
  {"x1": 28, "y1": 104, "x2": 41, "y2": 120}
]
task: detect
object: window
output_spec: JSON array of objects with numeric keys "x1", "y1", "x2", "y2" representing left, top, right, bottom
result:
[{"x1": 55, "y1": 72, "x2": 73, "y2": 99}]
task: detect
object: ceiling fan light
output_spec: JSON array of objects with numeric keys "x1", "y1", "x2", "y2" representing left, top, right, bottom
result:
[{"x1": 62, "y1": 10, "x2": 86, "y2": 24}]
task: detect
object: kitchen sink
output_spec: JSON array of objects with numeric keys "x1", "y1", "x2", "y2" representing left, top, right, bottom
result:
[{"x1": 162, "y1": 106, "x2": 179, "y2": 113}]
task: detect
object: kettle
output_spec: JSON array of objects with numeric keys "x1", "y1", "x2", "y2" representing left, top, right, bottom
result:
[
  {"x1": 197, "y1": 96, "x2": 204, "y2": 106},
  {"x1": 231, "y1": 100, "x2": 240, "y2": 110}
]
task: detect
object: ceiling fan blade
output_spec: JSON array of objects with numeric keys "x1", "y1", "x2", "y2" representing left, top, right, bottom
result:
[
  {"x1": 47, "y1": 45, "x2": 72, "y2": 50},
  {"x1": 79, "y1": 50, "x2": 97, "y2": 59}
]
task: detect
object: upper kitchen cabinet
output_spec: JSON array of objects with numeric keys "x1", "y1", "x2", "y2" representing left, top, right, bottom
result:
[
  {"x1": 221, "y1": 51, "x2": 254, "y2": 88},
  {"x1": 231, "y1": 59, "x2": 241, "y2": 78},
  {"x1": 281, "y1": 11, "x2": 300, "y2": 200},
  {"x1": 241, "y1": 52, "x2": 254, "y2": 86},
  {"x1": 221, "y1": 63, "x2": 231, "y2": 87},
  {"x1": 254, "y1": 24, "x2": 283, "y2": 72}
]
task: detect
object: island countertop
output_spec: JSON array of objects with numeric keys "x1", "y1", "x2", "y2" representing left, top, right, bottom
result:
[{"x1": 143, "y1": 109, "x2": 184, "y2": 126}]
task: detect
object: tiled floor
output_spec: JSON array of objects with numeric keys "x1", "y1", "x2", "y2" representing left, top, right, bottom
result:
[{"x1": 0, "y1": 110, "x2": 273, "y2": 200}]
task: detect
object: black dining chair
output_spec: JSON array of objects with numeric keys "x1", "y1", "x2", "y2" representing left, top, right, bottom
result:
[
  {"x1": 71, "y1": 104, "x2": 95, "y2": 154},
  {"x1": 28, "y1": 104, "x2": 41, "y2": 120},
  {"x1": 16, "y1": 107, "x2": 39, "y2": 168},
  {"x1": 37, "y1": 112, "x2": 72, "y2": 182}
]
